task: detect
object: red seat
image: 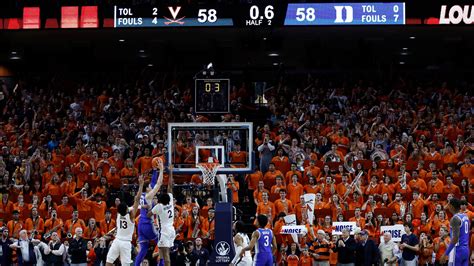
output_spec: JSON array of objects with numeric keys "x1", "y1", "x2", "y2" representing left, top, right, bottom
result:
[{"x1": 374, "y1": 208, "x2": 395, "y2": 218}]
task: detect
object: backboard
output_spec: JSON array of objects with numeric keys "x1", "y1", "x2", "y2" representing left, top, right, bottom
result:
[{"x1": 168, "y1": 122, "x2": 253, "y2": 174}]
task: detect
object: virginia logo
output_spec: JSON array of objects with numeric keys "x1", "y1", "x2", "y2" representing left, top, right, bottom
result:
[{"x1": 164, "y1": 6, "x2": 185, "y2": 25}]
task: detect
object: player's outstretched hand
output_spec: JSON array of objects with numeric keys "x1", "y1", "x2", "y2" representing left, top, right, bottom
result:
[
  {"x1": 138, "y1": 175, "x2": 144, "y2": 186},
  {"x1": 158, "y1": 158, "x2": 164, "y2": 170}
]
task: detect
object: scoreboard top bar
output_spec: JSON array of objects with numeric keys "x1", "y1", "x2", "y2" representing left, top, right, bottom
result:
[{"x1": 1, "y1": 1, "x2": 474, "y2": 30}]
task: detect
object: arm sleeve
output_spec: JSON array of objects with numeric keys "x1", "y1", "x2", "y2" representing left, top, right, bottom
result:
[
  {"x1": 151, "y1": 204, "x2": 160, "y2": 215},
  {"x1": 51, "y1": 244, "x2": 65, "y2": 256},
  {"x1": 231, "y1": 245, "x2": 243, "y2": 264},
  {"x1": 150, "y1": 169, "x2": 158, "y2": 188}
]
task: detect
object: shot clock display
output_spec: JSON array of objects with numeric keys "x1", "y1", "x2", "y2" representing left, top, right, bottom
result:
[{"x1": 195, "y1": 79, "x2": 230, "y2": 114}]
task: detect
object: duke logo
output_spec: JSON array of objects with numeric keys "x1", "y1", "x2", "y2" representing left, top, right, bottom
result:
[{"x1": 216, "y1": 241, "x2": 230, "y2": 256}]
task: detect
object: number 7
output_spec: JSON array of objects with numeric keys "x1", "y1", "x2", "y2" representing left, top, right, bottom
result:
[{"x1": 394, "y1": 14, "x2": 399, "y2": 22}]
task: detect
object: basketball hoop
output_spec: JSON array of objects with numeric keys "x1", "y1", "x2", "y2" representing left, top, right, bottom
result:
[{"x1": 197, "y1": 162, "x2": 221, "y2": 186}]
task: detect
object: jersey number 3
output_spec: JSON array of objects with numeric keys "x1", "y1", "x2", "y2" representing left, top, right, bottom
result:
[
  {"x1": 263, "y1": 235, "x2": 270, "y2": 246},
  {"x1": 120, "y1": 220, "x2": 128, "y2": 229}
]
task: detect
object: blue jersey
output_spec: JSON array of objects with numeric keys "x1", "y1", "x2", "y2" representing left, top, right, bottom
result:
[
  {"x1": 139, "y1": 193, "x2": 153, "y2": 223},
  {"x1": 452, "y1": 213, "x2": 470, "y2": 248},
  {"x1": 256, "y1": 228, "x2": 273, "y2": 254}
]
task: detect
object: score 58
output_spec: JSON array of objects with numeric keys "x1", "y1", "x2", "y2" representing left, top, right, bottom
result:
[{"x1": 198, "y1": 9, "x2": 218, "y2": 23}]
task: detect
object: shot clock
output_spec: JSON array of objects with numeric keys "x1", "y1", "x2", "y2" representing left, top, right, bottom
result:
[{"x1": 195, "y1": 79, "x2": 230, "y2": 114}]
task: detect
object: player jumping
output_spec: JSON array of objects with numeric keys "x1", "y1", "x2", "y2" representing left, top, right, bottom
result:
[
  {"x1": 106, "y1": 175, "x2": 144, "y2": 265},
  {"x1": 440, "y1": 198, "x2": 471, "y2": 266},
  {"x1": 239, "y1": 215, "x2": 277, "y2": 266},
  {"x1": 150, "y1": 165, "x2": 176, "y2": 266},
  {"x1": 135, "y1": 158, "x2": 164, "y2": 266}
]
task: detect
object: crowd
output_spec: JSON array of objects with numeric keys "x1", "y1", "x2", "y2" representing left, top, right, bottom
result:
[{"x1": 0, "y1": 73, "x2": 472, "y2": 265}]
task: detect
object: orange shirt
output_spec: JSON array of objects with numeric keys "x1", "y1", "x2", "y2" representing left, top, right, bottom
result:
[
  {"x1": 264, "y1": 170, "x2": 284, "y2": 187},
  {"x1": 287, "y1": 254, "x2": 299, "y2": 266},
  {"x1": 44, "y1": 217, "x2": 63, "y2": 238},
  {"x1": 256, "y1": 201, "x2": 276, "y2": 221},
  {"x1": 408, "y1": 178, "x2": 427, "y2": 194},
  {"x1": 229, "y1": 151, "x2": 247, "y2": 164},
  {"x1": 25, "y1": 216, "x2": 45, "y2": 237},
  {"x1": 201, "y1": 217, "x2": 216, "y2": 240},
  {"x1": 287, "y1": 183, "x2": 304, "y2": 204},
  {"x1": 227, "y1": 181, "x2": 240, "y2": 203},
  {"x1": 349, "y1": 216, "x2": 366, "y2": 228},
  {"x1": 271, "y1": 184, "x2": 286, "y2": 194},
  {"x1": 424, "y1": 151, "x2": 442, "y2": 161},
  {"x1": 86, "y1": 200, "x2": 107, "y2": 221},
  {"x1": 7, "y1": 220, "x2": 24, "y2": 238},
  {"x1": 0, "y1": 199, "x2": 14, "y2": 216},
  {"x1": 253, "y1": 188, "x2": 270, "y2": 204},
  {"x1": 57, "y1": 204, "x2": 74, "y2": 214},
  {"x1": 285, "y1": 170, "x2": 302, "y2": 185},
  {"x1": 304, "y1": 166, "x2": 321, "y2": 184},
  {"x1": 135, "y1": 156, "x2": 153, "y2": 173},
  {"x1": 433, "y1": 236, "x2": 450, "y2": 260},
  {"x1": 427, "y1": 179, "x2": 444, "y2": 194},
  {"x1": 73, "y1": 164, "x2": 91, "y2": 188},
  {"x1": 304, "y1": 184, "x2": 319, "y2": 194},
  {"x1": 60, "y1": 181, "x2": 77, "y2": 196},
  {"x1": 300, "y1": 254, "x2": 313, "y2": 266},
  {"x1": 120, "y1": 167, "x2": 138, "y2": 178},
  {"x1": 410, "y1": 198, "x2": 425, "y2": 219},
  {"x1": 274, "y1": 199, "x2": 294, "y2": 215},
  {"x1": 64, "y1": 219, "x2": 86, "y2": 235},
  {"x1": 45, "y1": 183, "x2": 62, "y2": 197},
  {"x1": 271, "y1": 156, "x2": 291, "y2": 174},
  {"x1": 443, "y1": 184, "x2": 460, "y2": 194},
  {"x1": 245, "y1": 171, "x2": 263, "y2": 190},
  {"x1": 84, "y1": 226, "x2": 101, "y2": 240},
  {"x1": 460, "y1": 164, "x2": 473, "y2": 179}
]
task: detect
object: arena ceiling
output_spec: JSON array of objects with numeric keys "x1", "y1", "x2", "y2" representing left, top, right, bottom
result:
[{"x1": 1, "y1": 26, "x2": 474, "y2": 73}]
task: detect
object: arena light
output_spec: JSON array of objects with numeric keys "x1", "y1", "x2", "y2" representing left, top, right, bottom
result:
[
  {"x1": 403, "y1": 47, "x2": 408, "y2": 50},
  {"x1": 400, "y1": 52, "x2": 408, "y2": 55},
  {"x1": 273, "y1": 62, "x2": 279, "y2": 66},
  {"x1": 268, "y1": 53, "x2": 279, "y2": 57},
  {"x1": 118, "y1": 39, "x2": 125, "y2": 42},
  {"x1": 409, "y1": 36, "x2": 416, "y2": 39},
  {"x1": 147, "y1": 63, "x2": 153, "y2": 67},
  {"x1": 399, "y1": 61, "x2": 405, "y2": 65}
]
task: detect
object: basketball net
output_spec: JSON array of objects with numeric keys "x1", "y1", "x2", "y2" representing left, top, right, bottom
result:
[
  {"x1": 197, "y1": 157, "x2": 230, "y2": 203},
  {"x1": 197, "y1": 157, "x2": 221, "y2": 186}
]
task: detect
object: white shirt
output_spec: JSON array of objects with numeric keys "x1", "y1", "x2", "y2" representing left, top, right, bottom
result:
[
  {"x1": 19, "y1": 240, "x2": 30, "y2": 262},
  {"x1": 151, "y1": 193, "x2": 174, "y2": 228},
  {"x1": 116, "y1": 213, "x2": 135, "y2": 241}
]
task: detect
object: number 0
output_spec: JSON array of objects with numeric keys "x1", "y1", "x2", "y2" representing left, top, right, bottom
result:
[
  {"x1": 393, "y1": 5, "x2": 399, "y2": 13},
  {"x1": 205, "y1": 83, "x2": 211, "y2": 92},
  {"x1": 465, "y1": 222, "x2": 469, "y2": 234}
]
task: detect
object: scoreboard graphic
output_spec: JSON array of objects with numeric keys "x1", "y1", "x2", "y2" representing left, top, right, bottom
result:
[
  {"x1": 0, "y1": 1, "x2": 473, "y2": 30},
  {"x1": 284, "y1": 3, "x2": 405, "y2": 25}
]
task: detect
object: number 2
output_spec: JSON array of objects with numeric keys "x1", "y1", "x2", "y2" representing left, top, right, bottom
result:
[
  {"x1": 167, "y1": 209, "x2": 173, "y2": 219},
  {"x1": 263, "y1": 235, "x2": 269, "y2": 246},
  {"x1": 152, "y1": 8, "x2": 158, "y2": 16}
]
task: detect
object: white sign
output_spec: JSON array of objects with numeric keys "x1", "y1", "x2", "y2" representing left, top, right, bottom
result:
[
  {"x1": 284, "y1": 214, "x2": 298, "y2": 243},
  {"x1": 332, "y1": 222, "x2": 357, "y2": 235},
  {"x1": 380, "y1": 225, "x2": 406, "y2": 242},
  {"x1": 303, "y1": 193, "x2": 316, "y2": 224},
  {"x1": 440, "y1": 5, "x2": 474, "y2": 24},
  {"x1": 280, "y1": 225, "x2": 308, "y2": 235}
]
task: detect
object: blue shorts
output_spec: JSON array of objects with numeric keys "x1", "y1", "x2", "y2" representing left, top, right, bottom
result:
[
  {"x1": 254, "y1": 252, "x2": 273, "y2": 266},
  {"x1": 454, "y1": 247, "x2": 469, "y2": 266},
  {"x1": 137, "y1": 221, "x2": 158, "y2": 242}
]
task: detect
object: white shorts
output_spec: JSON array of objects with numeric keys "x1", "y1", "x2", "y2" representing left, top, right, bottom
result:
[
  {"x1": 157, "y1": 227, "x2": 176, "y2": 248},
  {"x1": 106, "y1": 239, "x2": 132, "y2": 265}
]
